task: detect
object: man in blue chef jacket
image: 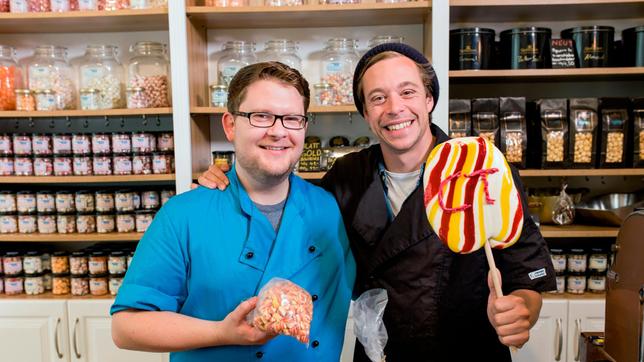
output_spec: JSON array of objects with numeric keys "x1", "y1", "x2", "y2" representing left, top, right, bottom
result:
[{"x1": 110, "y1": 61, "x2": 356, "y2": 362}]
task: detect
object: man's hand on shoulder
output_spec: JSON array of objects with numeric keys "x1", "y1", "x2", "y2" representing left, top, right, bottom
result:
[{"x1": 191, "y1": 163, "x2": 230, "y2": 190}]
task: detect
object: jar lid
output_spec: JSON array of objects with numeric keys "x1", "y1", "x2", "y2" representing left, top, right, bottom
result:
[
  {"x1": 96, "y1": 212, "x2": 115, "y2": 216},
  {"x1": 71, "y1": 273, "x2": 88, "y2": 278},
  {"x1": 0, "y1": 190, "x2": 14, "y2": 195},
  {"x1": 91, "y1": 250, "x2": 106, "y2": 256},
  {"x1": 569, "y1": 248, "x2": 585, "y2": 254},
  {"x1": 40, "y1": 89, "x2": 55, "y2": 94},
  {"x1": 135, "y1": 209, "x2": 156, "y2": 215},
  {"x1": 115, "y1": 189, "x2": 133, "y2": 194},
  {"x1": 209, "y1": 84, "x2": 227, "y2": 90},
  {"x1": 53, "y1": 153, "x2": 72, "y2": 157},
  {"x1": 116, "y1": 211, "x2": 134, "y2": 215},
  {"x1": 353, "y1": 136, "x2": 370, "y2": 147},
  {"x1": 500, "y1": 27, "x2": 552, "y2": 36},
  {"x1": 95, "y1": 190, "x2": 113, "y2": 195},
  {"x1": 314, "y1": 83, "x2": 332, "y2": 89},
  {"x1": 25, "y1": 250, "x2": 41, "y2": 256},
  {"x1": 36, "y1": 190, "x2": 54, "y2": 194},
  {"x1": 550, "y1": 248, "x2": 564, "y2": 254},
  {"x1": 0, "y1": 212, "x2": 16, "y2": 216},
  {"x1": 14, "y1": 88, "x2": 31, "y2": 94},
  {"x1": 126, "y1": 87, "x2": 145, "y2": 92},
  {"x1": 17, "y1": 212, "x2": 37, "y2": 216},
  {"x1": 109, "y1": 251, "x2": 125, "y2": 257},
  {"x1": 89, "y1": 273, "x2": 108, "y2": 278},
  {"x1": 623, "y1": 26, "x2": 644, "y2": 34},
  {"x1": 329, "y1": 136, "x2": 350, "y2": 147},
  {"x1": 55, "y1": 190, "x2": 73, "y2": 195},
  {"x1": 52, "y1": 251, "x2": 68, "y2": 256},
  {"x1": 52, "y1": 273, "x2": 70, "y2": 277},
  {"x1": 16, "y1": 190, "x2": 35, "y2": 195},
  {"x1": 5, "y1": 251, "x2": 20, "y2": 256},
  {"x1": 75, "y1": 190, "x2": 93, "y2": 195},
  {"x1": 590, "y1": 248, "x2": 606, "y2": 253},
  {"x1": 567, "y1": 271, "x2": 586, "y2": 277},
  {"x1": 449, "y1": 27, "x2": 496, "y2": 35},
  {"x1": 562, "y1": 26, "x2": 615, "y2": 34},
  {"x1": 71, "y1": 250, "x2": 86, "y2": 256},
  {"x1": 76, "y1": 212, "x2": 95, "y2": 216},
  {"x1": 79, "y1": 88, "x2": 100, "y2": 94},
  {"x1": 110, "y1": 273, "x2": 126, "y2": 278},
  {"x1": 24, "y1": 272, "x2": 43, "y2": 277}
]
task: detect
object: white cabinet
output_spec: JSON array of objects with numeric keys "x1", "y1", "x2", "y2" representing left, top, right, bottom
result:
[
  {"x1": 67, "y1": 300, "x2": 168, "y2": 362},
  {"x1": 0, "y1": 300, "x2": 70, "y2": 362},
  {"x1": 515, "y1": 298, "x2": 605, "y2": 362},
  {"x1": 0, "y1": 299, "x2": 168, "y2": 362}
]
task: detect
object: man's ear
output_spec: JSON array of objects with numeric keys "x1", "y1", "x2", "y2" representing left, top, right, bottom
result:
[
  {"x1": 222, "y1": 112, "x2": 235, "y2": 142},
  {"x1": 426, "y1": 95, "x2": 434, "y2": 112}
]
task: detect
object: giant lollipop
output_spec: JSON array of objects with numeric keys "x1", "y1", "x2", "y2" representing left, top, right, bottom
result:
[{"x1": 423, "y1": 136, "x2": 523, "y2": 349}]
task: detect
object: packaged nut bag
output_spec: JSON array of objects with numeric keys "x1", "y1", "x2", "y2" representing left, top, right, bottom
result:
[
  {"x1": 599, "y1": 98, "x2": 630, "y2": 168},
  {"x1": 537, "y1": 98, "x2": 568, "y2": 169},
  {"x1": 569, "y1": 98, "x2": 599, "y2": 168},
  {"x1": 472, "y1": 98, "x2": 500, "y2": 148},
  {"x1": 449, "y1": 99, "x2": 472, "y2": 138},
  {"x1": 248, "y1": 278, "x2": 313, "y2": 345},
  {"x1": 500, "y1": 97, "x2": 527, "y2": 168},
  {"x1": 632, "y1": 98, "x2": 644, "y2": 168}
]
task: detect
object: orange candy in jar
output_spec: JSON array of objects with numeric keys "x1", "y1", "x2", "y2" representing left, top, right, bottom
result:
[{"x1": 0, "y1": 46, "x2": 23, "y2": 111}]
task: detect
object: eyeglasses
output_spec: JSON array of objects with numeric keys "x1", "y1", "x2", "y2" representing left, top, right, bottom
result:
[{"x1": 233, "y1": 111, "x2": 308, "y2": 130}]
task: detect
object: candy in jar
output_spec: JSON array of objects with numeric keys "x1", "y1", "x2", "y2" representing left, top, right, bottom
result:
[
  {"x1": 14, "y1": 156, "x2": 33, "y2": 176},
  {"x1": 0, "y1": 45, "x2": 23, "y2": 111},
  {"x1": 112, "y1": 132, "x2": 131, "y2": 154},
  {"x1": 250, "y1": 278, "x2": 313, "y2": 344},
  {"x1": 12, "y1": 133, "x2": 32, "y2": 156},
  {"x1": 34, "y1": 156, "x2": 53, "y2": 176},
  {"x1": 0, "y1": 155, "x2": 13, "y2": 175},
  {"x1": 72, "y1": 133, "x2": 92, "y2": 155},
  {"x1": 32, "y1": 133, "x2": 53, "y2": 155},
  {"x1": 0, "y1": 133, "x2": 12, "y2": 154}
]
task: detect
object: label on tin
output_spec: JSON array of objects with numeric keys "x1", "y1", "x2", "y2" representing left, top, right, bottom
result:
[{"x1": 551, "y1": 39, "x2": 576, "y2": 68}]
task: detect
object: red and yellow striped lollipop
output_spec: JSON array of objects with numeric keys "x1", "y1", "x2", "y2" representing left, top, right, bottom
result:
[{"x1": 423, "y1": 136, "x2": 523, "y2": 253}]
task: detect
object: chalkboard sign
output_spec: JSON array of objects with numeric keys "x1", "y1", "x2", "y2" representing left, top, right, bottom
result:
[
  {"x1": 298, "y1": 138, "x2": 322, "y2": 172},
  {"x1": 551, "y1": 39, "x2": 576, "y2": 68}
]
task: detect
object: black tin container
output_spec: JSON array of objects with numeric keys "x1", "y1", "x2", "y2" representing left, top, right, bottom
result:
[
  {"x1": 622, "y1": 26, "x2": 644, "y2": 67},
  {"x1": 450, "y1": 28, "x2": 496, "y2": 70},
  {"x1": 561, "y1": 26, "x2": 615, "y2": 67},
  {"x1": 500, "y1": 27, "x2": 552, "y2": 69}
]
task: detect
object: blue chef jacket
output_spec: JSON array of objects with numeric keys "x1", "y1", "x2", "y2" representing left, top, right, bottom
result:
[{"x1": 111, "y1": 167, "x2": 356, "y2": 362}]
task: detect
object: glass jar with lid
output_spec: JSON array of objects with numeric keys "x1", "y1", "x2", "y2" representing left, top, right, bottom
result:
[
  {"x1": 567, "y1": 248, "x2": 587, "y2": 273},
  {"x1": 209, "y1": 84, "x2": 227, "y2": 107},
  {"x1": 217, "y1": 41, "x2": 257, "y2": 87},
  {"x1": 588, "y1": 248, "x2": 608, "y2": 273},
  {"x1": 127, "y1": 41, "x2": 170, "y2": 108},
  {"x1": 24, "y1": 272, "x2": 44, "y2": 295},
  {"x1": 27, "y1": 45, "x2": 76, "y2": 110},
  {"x1": 260, "y1": 39, "x2": 302, "y2": 70},
  {"x1": 587, "y1": 272, "x2": 606, "y2": 293},
  {"x1": 549, "y1": 248, "x2": 566, "y2": 273},
  {"x1": 15, "y1": 89, "x2": 34, "y2": 111},
  {"x1": 368, "y1": 35, "x2": 404, "y2": 49},
  {"x1": 0, "y1": 45, "x2": 23, "y2": 110},
  {"x1": 320, "y1": 38, "x2": 360, "y2": 105},
  {"x1": 79, "y1": 45, "x2": 125, "y2": 109}
]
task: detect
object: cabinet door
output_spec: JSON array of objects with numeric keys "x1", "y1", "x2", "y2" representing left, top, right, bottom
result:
[
  {"x1": 514, "y1": 298, "x2": 568, "y2": 362},
  {"x1": 67, "y1": 300, "x2": 168, "y2": 362},
  {"x1": 566, "y1": 299, "x2": 605, "y2": 362},
  {"x1": 0, "y1": 299, "x2": 70, "y2": 362}
]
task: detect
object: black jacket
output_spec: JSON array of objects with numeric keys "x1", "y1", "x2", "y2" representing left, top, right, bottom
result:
[{"x1": 321, "y1": 124, "x2": 556, "y2": 362}]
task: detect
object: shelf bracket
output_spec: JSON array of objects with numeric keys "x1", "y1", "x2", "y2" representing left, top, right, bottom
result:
[
  {"x1": 49, "y1": 118, "x2": 55, "y2": 129},
  {"x1": 142, "y1": 114, "x2": 147, "y2": 126},
  {"x1": 28, "y1": 117, "x2": 34, "y2": 129},
  {"x1": 120, "y1": 116, "x2": 125, "y2": 128},
  {"x1": 65, "y1": 116, "x2": 71, "y2": 128},
  {"x1": 104, "y1": 115, "x2": 110, "y2": 128},
  {"x1": 348, "y1": 112, "x2": 353, "y2": 124},
  {"x1": 156, "y1": 115, "x2": 161, "y2": 127}
]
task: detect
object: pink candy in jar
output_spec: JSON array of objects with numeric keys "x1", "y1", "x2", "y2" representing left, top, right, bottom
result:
[
  {"x1": 0, "y1": 155, "x2": 13, "y2": 176},
  {"x1": 152, "y1": 152, "x2": 173, "y2": 174},
  {"x1": 53, "y1": 134, "x2": 72, "y2": 155},
  {"x1": 132, "y1": 153, "x2": 152, "y2": 175},
  {"x1": 14, "y1": 156, "x2": 33, "y2": 176},
  {"x1": 53, "y1": 154, "x2": 73, "y2": 176},
  {"x1": 113, "y1": 154, "x2": 132, "y2": 175},
  {"x1": 132, "y1": 132, "x2": 156, "y2": 153},
  {"x1": 0, "y1": 133, "x2": 12, "y2": 155},
  {"x1": 34, "y1": 156, "x2": 53, "y2": 176},
  {"x1": 92, "y1": 133, "x2": 111, "y2": 155},
  {"x1": 27, "y1": 0, "x2": 51, "y2": 12},
  {"x1": 72, "y1": 133, "x2": 92, "y2": 155},
  {"x1": 156, "y1": 132, "x2": 174, "y2": 151},
  {"x1": 32, "y1": 133, "x2": 53, "y2": 155},
  {"x1": 73, "y1": 155, "x2": 93, "y2": 176},
  {"x1": 12, "y1": 133, "x2": 32, "y2": 156},
  {"x1": 92, "y1": 155, "x2": 112, "y2": 175},
  {"x1": 112, "y1": 132, "x2": 131, "y2": 154}
]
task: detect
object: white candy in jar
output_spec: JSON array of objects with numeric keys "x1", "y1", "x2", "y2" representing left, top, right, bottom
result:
[
  {"x1": 95, "y1": 191, "x2": 114, "y2": 212},
  {"x1": 0, "y1": 191, "x2": 16, "y2": 213},
  {"x1": 73, "y1": 155, "x2": 93, "y2": 176},
  {"x1": 52, "y1": 134, "x2": 72, "y2": 155},
  {"x1": 32, "y1": 134, "x2": 53, "y2": 155},
  {"x1": 34, "y1": 89, "x2": 57, "y2": 111},
  {"x1": 55, "y1": 191, "x2": 75, "y2": 213},
  {"x1": 34, "y1": 156, "x2": 53, "y2": 176},
  {"x1": 160, "y1": 189, "x2": 174, "y2": 205},
  {"x1": 74, "y1": 191, "x2": 95, "y2": 213},
  {"x1": 132, "y1": 132, "x2": 156, "y2": 153},
  {"x1": 18, "y1": 214, "x2": 37, "y2": 233},
  {"x1": 116, "y1": 213, "x2": 135, "y2": 232},
  {"x1": 72, "y1": 133, "x2": 92, "y2": 155},
  {"x1": 156, "y1": 132, "x2": 174, "y2": 151},
  {"x1": 0, "y1": 214, "x2": 18, "y2": 233},
  {"x1": 53, "y1": 155, "x2": 73, "y2": 176},
  {"x1": 16, "y1": 191, "x2": 36, "y2": 213},
  {"x1": 56, "y1": 214, "x2": 76, "y2": 234},
  {"x1": 36, "y1": 191, "x2": 56, "y2": 213},
  {"x1": 141, "y1": 190, "x2": 159, "y2": 210},
  {"x1": 96, "y1": 213, "x2": 115, "y2": 233},
  {"x1": 132, "y1": 153, "x2": 152, "y2": 174},
  {"x1": 0, "y1": 156, "x2": 13, "y2": 176},
  {"x1": 113, "y1": 154, "x2": 132, "y2": 175},
  {"x1": 76, "y1": 213, "x2": 96, "y2": 233},
  {"x1": 92, "y1": 155, "x2": 112, "y2": 175},
  {"x1": 0, "y1": 133, "x2": 11, "y2": 155},
  {"x1": 37, "y1": 213, "x2": 57, "y2": 233},
  {"x1": 11, "y1": 134, "x2": 31, "y2": 155},
  {"x1": 152, "y1": 152, "x2": 173, "y2": 174},
  {"x1": 86, "y1": 74, "x2": 124, "y2": 109},
  {"x1": 135, "y1": 210, "x2": 154, "y2": 232},
  {"x1": 115, "y1": 190, "x2": 135, "y2": 212},
  {"x1": 92, "y1": 133, "x2": 111, "y2": 155},
  {"x1": 14, "y1": 156, "x2": 34, "y2": 176},
  {"x1": 50, "y1": 0, "x2": 71, "y2": 12},
  {"x1": 111, "y1": 132, "x2": 131, "y2": 154}
]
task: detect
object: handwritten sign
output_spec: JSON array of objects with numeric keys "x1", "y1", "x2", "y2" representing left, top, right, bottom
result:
[
  {"x1": 551, "y1": 39, "x2": 576, "y2": 68},
  {"x1": 298, "y1": 138, "x2": 322, "y2": 172}
]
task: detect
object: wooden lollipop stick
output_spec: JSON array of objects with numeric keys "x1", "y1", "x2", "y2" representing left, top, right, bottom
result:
[{"x1": 484, "y1": 242, "x2": 518, "y2": 354}]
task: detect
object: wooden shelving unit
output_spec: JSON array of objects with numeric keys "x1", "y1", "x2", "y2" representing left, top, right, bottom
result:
[
  {"x1": 449, "y1": 68, "x2": 644, "y2": 82},
  {"x1": 0, "y1": 8, "x2": 169, "y2": 33},
  {"x1": 0, "y1": 174, "x2": 175, "y2": 184},
  {"x1": 539, "y1": 225, "x2": 619, "y2": 238},
  {"x1": 191, "y1": 105, "x2": 357, "y2": 114},
  {"x1": 0, "y1": 232, "x2": 143, "y2": 242},
  {"x1": 0, "y1": 108, "x2": 172, "y2": 118},
  {"x1": 186, "y1": 2, "x2": 431, "y2": 28}
]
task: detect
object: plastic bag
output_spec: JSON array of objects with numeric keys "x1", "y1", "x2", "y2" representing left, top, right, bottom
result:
[
  {"x1": 353, "y1": 289, "x2": 388, "y2": 362},
  {"x1": 248, "y1": 278, "x2": 313, "y2": 345},
  {"x1": 552, "y1": 184, "x2": 575, "y2": 225}
]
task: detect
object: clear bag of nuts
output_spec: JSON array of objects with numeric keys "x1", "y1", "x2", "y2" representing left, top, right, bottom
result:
[
  {"x1": 569, "y1": 98, "x2": 599, "y2": 168},
  {"x1": 448, "y1": 99, "x2": 471, "y2": 138},
  {"x1": 537, "y1": 98, "x2": 568, "y2": 169},
  {"x1": 499, "y1": 97, "x2": 527, "y2": 168},
  {"x1": 599, "y1": 100, "x2": 628, "y2": 168},
  {"x1": 471, "y1": 98, "x2": 499, "y2": 148},
  {"x1": 634, "y1": 99, "x2": 644, "y2": 168}
]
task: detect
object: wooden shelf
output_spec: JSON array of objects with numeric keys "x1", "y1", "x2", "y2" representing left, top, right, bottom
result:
[
  {"x1": 296, "y1": 171, "x2": 326, "y2": 180},
  {"x1": 519, "y1": 168, "x2": 644, "y2": 177},
  {"x1": 191, "y1": 105, "x2": 357, "y2": 114},
  {"x1": 449, "y1": 68, "x2": 644, "y2": 82},
  {"x1": 450, "y1": 0, "x2": 644, "y2": 22},
  {"x1": 543, "y1": 292, "x2": 605, "y2": 300},
  {"x1": 0, "y1": 174, "x2": 175, "y2": 184},
  {"x1": 0, "y1": 8, "x2": 169, "y2": 34},
  {"x1": 0, "y1": 292, "x2": 114, "y2": 300},
  {"x1": 539, "y1": 225, "x2": 619, "y2": 238},
  {"x1": 0, "y1": 108, "x2": 172, "y2": 118},
  {"x1": 0, "y1": 233, "x2": 143, "y2": 242},
  {"x1": 187, "y1": 2, "x2": 430, "y2": 28}
]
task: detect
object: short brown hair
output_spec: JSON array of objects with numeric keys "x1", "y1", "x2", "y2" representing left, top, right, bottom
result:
[
  {"x1": 226, "y1": 61, "x2": 310, "y2": 114},
  {"x1": 354, "y1": 51, "x2": 435, "y2": 110}
]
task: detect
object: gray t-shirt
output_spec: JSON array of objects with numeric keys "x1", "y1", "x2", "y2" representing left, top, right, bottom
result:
[{"x1": 254, "y1": 198, "x2": 287, "y2": 231}]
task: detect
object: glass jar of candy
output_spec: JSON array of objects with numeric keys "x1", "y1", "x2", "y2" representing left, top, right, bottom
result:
[
  {"x1": 260, "y1": 39, "x2": 302, "y2": 70},
  {"x1": 27, "y1": 45, "x2": 76, "y2": 110},
  {"x1": 127, "y1": 42, "x2": 170, "y2": 107},
  {"x1": 217, "y1": 41, "x2": 257, "y2": 87},
  {"x1": 0, "y1": 45, "x2": 23, "y2": 110},
  {"x1": 79, "y1": 45, "x2": 125, "y2": 109},
  {"x1": 320, "y1": 38, "x2": 359, "y2": 105},
  {"x1": 368, "y1": 35, "x2": 404, "y2": 49}
]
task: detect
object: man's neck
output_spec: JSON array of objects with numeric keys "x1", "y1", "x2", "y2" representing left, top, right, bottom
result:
[
  {"x1": 381, "y1": 131, "x2": 435, "y2": 173},
  {"x1": 235, "y1": 167, "x2": 290, "y2": 205}
]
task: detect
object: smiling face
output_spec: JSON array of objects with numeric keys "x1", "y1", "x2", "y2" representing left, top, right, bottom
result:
[
  {"x1": 361, "y1": 55, "x2": 434, "y2": 163},
  {"x1": 222, "y1": 79, "x2": 306, "y2": 185}
]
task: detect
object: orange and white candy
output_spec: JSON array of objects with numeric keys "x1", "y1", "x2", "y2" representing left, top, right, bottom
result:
[{"x1": 422, "y1": 137, "x2": 523, "y2": 253}]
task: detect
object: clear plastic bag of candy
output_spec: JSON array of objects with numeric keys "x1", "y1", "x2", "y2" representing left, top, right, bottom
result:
[
  {"x1": 553, "y1": 183, "x2": 575, "y2": 225},
  {"x1": 248, "y1": 277, "x2": 313, "y2": 345},
  {"x1": 353, "y1": 288, "x2": 388, "y2": 362}
]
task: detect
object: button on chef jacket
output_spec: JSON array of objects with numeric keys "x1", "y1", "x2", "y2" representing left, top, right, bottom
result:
[{"x1": 111, "y1": 166, "x2": 356, "y2": 362}]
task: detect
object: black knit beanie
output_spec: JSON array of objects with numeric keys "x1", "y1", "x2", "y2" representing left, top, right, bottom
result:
[{"x1": 352, "y1": 43, "x2": 440, "y2": 117}]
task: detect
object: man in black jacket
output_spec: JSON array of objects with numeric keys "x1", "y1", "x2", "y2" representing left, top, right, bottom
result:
[{"x1": 198, "y1": 43, "x2": 556, "y2": 361}]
